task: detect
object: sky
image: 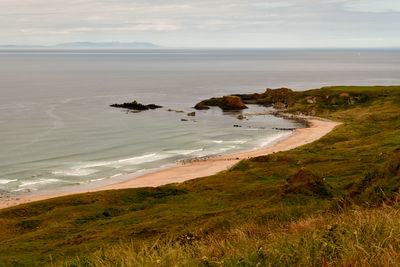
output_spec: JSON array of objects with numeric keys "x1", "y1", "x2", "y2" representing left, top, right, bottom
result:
[{"x1": 1, "y1": 0, "x2": 400, "y2": 48}]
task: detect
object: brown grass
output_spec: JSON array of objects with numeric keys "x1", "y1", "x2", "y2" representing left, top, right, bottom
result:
[{"x1": 62, "y1": 204, "x2": 400, "y2": 267}]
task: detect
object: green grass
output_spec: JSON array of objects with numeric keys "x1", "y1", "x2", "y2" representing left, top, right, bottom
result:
[
  {"x1": 62, "y1": 205, "x2": 400, "y2": 267},
  {"x1": 0, "y1": 86, "x2": 400, "y2": 266}
]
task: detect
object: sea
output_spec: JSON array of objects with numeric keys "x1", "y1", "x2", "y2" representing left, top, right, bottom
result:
[{"x1": 1, "y1": 48, "x2": 399, "y2": 198}]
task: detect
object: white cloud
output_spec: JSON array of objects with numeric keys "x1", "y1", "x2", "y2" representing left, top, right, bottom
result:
[
  {"x1": 344, "y1": 0, "x2": 400, "y2": 13},
  {"x1": 251, "y1": 2, "x2": 294, "y2": 9},
  {"x1": 0, "y1": 0, "x2": 398, "y2": 47},
  {"x1": 351, "y1": 37, "x2": 385, "y2": 41}
]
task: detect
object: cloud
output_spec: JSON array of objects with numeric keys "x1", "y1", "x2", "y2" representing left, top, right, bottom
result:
[
  {"x1": 251, "y1": 2, "x2": 294, "y2": 9},
  {"x1": 0, "y1": 0, "x2": 398, "y2": 47},
  {"x1": 344, "y1": 0, "x2": 400, "y2": 13}
]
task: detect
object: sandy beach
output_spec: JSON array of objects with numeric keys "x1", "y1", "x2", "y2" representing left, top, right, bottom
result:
[{"x1": 0, "y1": 118, "x2": 341, "y2": 210}]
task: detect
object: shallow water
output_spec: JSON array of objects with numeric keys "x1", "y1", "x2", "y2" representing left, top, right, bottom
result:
[{"x1": 1, "y1": 49, "x2": 399, "y2": 197}]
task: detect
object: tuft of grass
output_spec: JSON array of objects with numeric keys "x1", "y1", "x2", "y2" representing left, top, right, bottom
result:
[{"x1": 62, "y1": 205, "x2": 400, "y2": 267}]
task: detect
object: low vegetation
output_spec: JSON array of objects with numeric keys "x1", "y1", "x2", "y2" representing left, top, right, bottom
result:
[
  {"x1": 63, "y1": 205, "x2": 400, "y2": 267},
  {"x1": 1, "y1": 86, "x2": 400, "y2": 266}
]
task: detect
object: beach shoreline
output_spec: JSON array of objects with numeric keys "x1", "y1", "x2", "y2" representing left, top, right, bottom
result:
[{"x1": 0, "y1": 117, "x2": 341, "y2": 210}]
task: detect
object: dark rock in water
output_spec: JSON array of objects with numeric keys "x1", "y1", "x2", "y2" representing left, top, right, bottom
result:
[
  {"x1": 181, "y1": 119, "x2": 188, "y2": 121},
  {"x1": 146, "y1": 104, "x2": 163, "y2": 110},
  {"x1": 194, "y1": 95, "x2": 248, "y2": 111},
  {"x1": 187, "y1": 112, "x2": 196, "y2": 116},
  {"x1": 194, "y1": 102, "x2": 210, "y2": 110},
  {"x1": 168, "y1": 109, "x2": 185, "y2": 113},
  {"x1": 110, "y1": 101, "x2": 162, "y2": 111},
  {"x1": 233, "y1": 125, "x2": 242, "y2": 127},
  {"x1": 273, "y1": 127, "x2": 296, "y2": 131}
]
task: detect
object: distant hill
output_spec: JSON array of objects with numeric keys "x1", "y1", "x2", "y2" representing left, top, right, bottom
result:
[
  {"x1": 55, "y1": 42, "x2": 160, "y2": 48},
  {"x1": 0, "y1": 45, "x2": 45, "y2": 48},
  {"x1": 0, "y1": 42, "x2": 160, "y2": 48}
]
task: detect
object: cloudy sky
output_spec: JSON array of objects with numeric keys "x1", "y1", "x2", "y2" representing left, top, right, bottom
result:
[{"x1": 1, "y1": 0, "x2": 399, "y2": 48}]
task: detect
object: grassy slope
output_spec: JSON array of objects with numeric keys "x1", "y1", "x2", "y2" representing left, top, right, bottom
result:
[{"x1": 0, "y1": 86, "x2": 399, "y2": 266}]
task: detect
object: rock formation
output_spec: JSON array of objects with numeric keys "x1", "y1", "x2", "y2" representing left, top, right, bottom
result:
[
  {"x1": 233, "y1": 88, "x2": 296, "y2": 107},
  {"x1": 110, "y1": 101, "x2": 163, "y2": 111},
  {"x1": 194, "y1": 88, "x2": 296, "y2": 111},
  {"x1": 194, "y1": 95, "x2": 248, "y2": 111}
]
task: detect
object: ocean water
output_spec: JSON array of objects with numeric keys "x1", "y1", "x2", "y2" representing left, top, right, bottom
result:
[{"x1": 1, "y1": 49, "x2": 399, "y2": 198}]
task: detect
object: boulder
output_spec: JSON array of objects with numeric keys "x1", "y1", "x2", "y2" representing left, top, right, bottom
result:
[
  {"x1": 220, "y1": 96, "x2": 247, "y2": 110},
  {"x1": 194, "y1": 102, "x2": 210, "y2": 110},
  {"x1": 168, "y1": 109, "x2": 185, "y2": 113},
  {"x1": 146, "y1": 104, "x2": 163, "y2": 110},
  {"x1": 187, "y1": 112, "x2": 196, "y2": 116},
  {"x1": 194, "y1": 95, "x2": 247, "y2": 111}
]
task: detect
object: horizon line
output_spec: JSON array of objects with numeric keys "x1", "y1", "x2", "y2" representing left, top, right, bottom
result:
[{"x1": 1, "y1": 45, "x2": 400, "y2": 50}]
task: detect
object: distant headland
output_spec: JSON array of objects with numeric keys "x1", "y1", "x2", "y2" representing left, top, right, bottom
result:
[{"x1": 0, "y1": 41, "x2": 160, "y2": 49}]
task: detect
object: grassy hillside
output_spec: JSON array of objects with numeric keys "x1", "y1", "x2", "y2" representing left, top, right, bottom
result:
[{"x1": 0, "y1": 86, "x2": 399, "y2": 266}]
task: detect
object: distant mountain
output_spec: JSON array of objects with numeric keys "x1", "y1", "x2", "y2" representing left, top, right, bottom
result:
[
  {"x1": 56, "y1": 42, "x2": 160, "y2": 48},
  {"x1": 0, "y1": 45, "x2": 45, "y2": 48},
  {"x1": 0, "y1": 42, "x2": 160, "y2": 48}
]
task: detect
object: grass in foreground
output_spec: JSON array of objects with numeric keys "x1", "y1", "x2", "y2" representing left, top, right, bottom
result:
[
  {"x1": 64, "y1": 205, "x2": 400, "y2": 267},
  {"x1": 0, "y1": 86, "x2": 400, "y2": 266}
]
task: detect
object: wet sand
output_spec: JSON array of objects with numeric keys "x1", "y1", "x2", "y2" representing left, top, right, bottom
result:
[{"x1": 0, "y1": 118, "x2": 341, "y2": 210}]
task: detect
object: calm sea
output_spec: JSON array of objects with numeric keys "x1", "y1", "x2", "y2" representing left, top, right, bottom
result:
[{"x1": 1, "y1": 49, "x2": 399, "y2": 198}]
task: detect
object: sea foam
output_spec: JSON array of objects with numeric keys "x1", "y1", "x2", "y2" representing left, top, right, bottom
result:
[
  {"x1": 52, "y1": 153, "x2": 172, "y2": 177},
  {"x1": 166, "y1": 148, "x2": 204, "y2": 155},
  {"x1": 0, "y1": 179, "x2": 17, "y2": 185},
  {"x1": 18, "y1": 178, "x2": 61, "y2": 188},
  {"x1": 52, "y1": 168, "x2": 99, "y2": 176},
  {"x1": 229, "y1": 140, "x2": 247, "y2": 144},
  {"x1": 110, "y1": 153, "x2": 171, "y2": 167},
  {"x1": 258, "y1": 132, "x2": 292, "y2": 148}
]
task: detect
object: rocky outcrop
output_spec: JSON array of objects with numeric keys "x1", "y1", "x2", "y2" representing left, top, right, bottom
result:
[
  {"x1": 220, "y1": 96, "x2": 247, "y2": 110},
  {"x1": 194, "y1": 88, "x2": 296, "y2": 111},
  {"x1": 194, "y1": 95, "x2": 248, "y2": 111},
  {"x1": 110, "y1": 101, "x2": 163, "y2": 111},
  {"x1": 279, "y1": 168, "x2": 334, "y2": 198},
  {"x1": 233, "y1": 88, "x2": 296, "y2": 107}
]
